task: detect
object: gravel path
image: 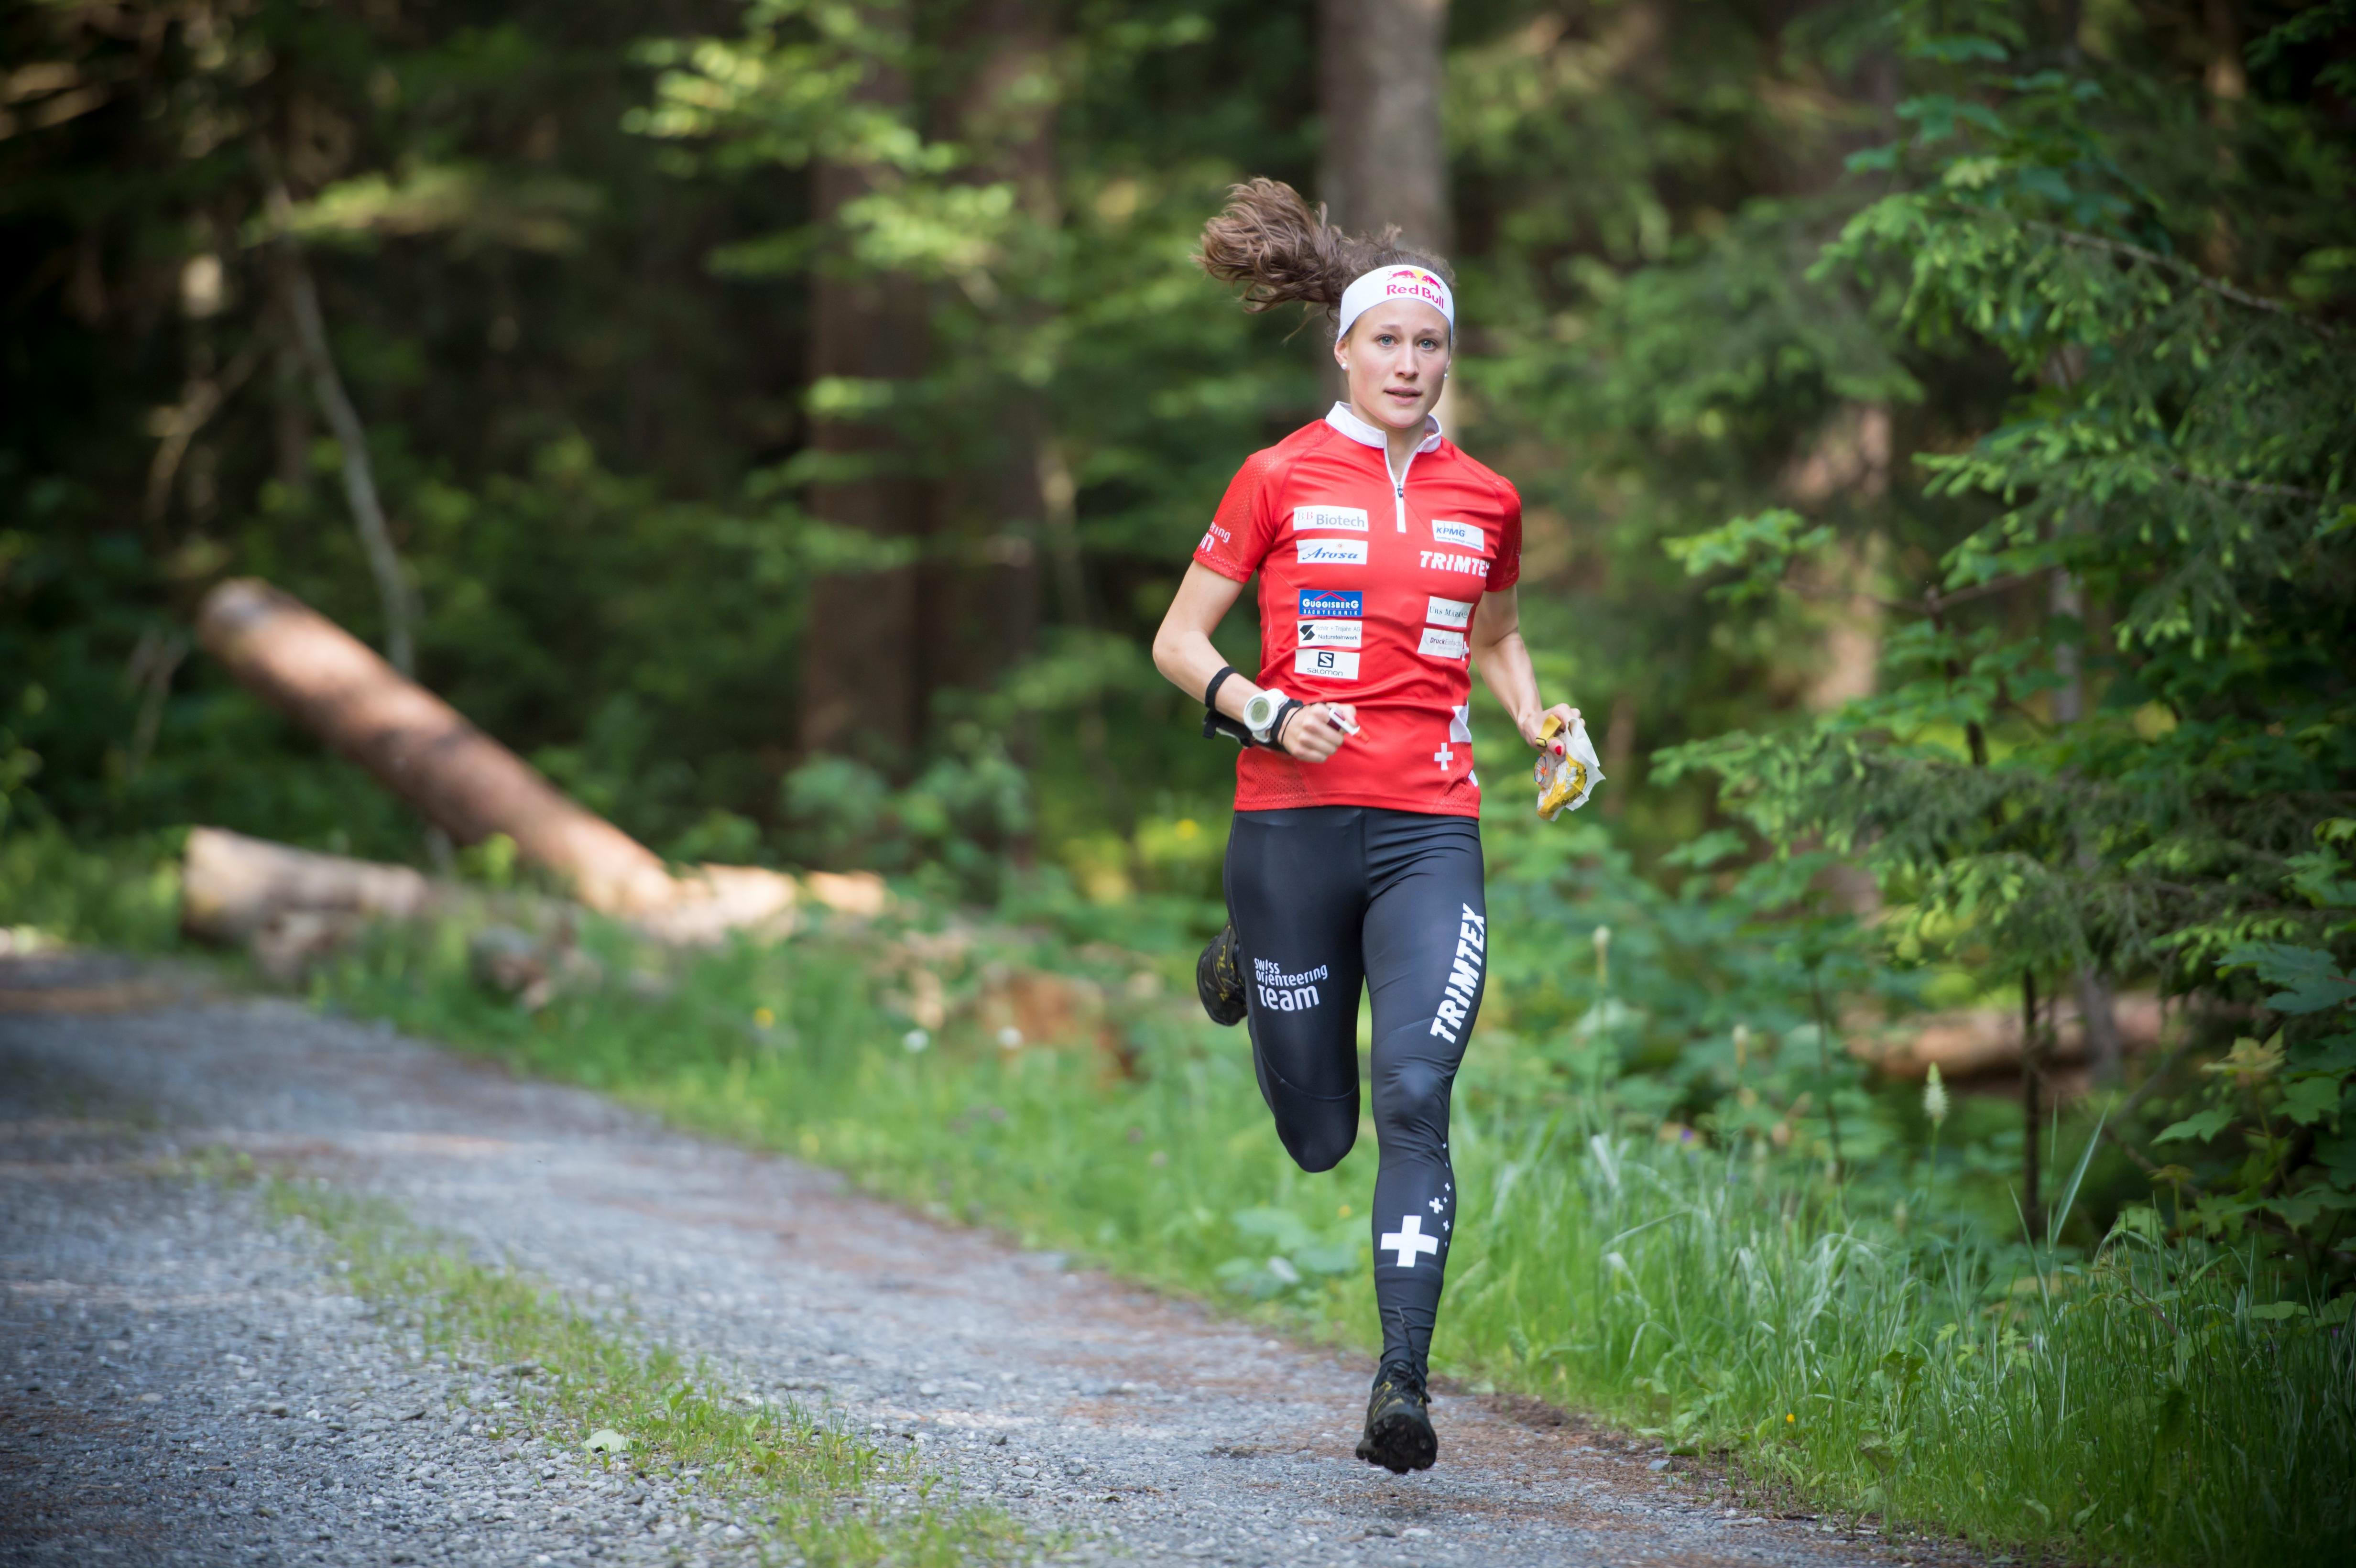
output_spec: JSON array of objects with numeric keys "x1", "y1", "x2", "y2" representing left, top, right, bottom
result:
[{"x1": 2, "y1": 953, "x2": 1928, "y2": 1568}]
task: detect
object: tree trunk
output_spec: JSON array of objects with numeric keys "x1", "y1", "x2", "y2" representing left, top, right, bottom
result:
[
  {"x1": 799, "y1": 3, "x2": 930, "y2": 763},
  {"x1": 1317, "y1": 0, "x2": 1452, "y2": 249},
  {"x1": 195, "y1": 578, "x2": 680, "y2": 916},
  {"x1": 931, "y1": 0, "x2": 1058, "y2": 694}
]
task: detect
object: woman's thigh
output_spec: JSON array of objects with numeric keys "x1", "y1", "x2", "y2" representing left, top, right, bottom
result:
[
  {"x1": 1225, "y1": 809, "x2": 1367, "y2": 1121},
  {"x1": 1361, "y1": 814, "x2": 1486, "y2": 1113}
]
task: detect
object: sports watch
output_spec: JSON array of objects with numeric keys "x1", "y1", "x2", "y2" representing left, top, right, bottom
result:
[{"x1": 1242, "y1": 687, "x2": 1292, "y2": 746}]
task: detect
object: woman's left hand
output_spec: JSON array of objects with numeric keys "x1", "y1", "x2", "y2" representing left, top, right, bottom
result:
[{"x1": 1520, "y1": 703, "x2": 1581, "y2": 751}]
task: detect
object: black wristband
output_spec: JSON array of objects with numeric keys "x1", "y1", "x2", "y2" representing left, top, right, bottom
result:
[
  {"x1": 1270, "y1": 698, "x2": 1307, "y2": 751},
  {"x1": 1201, "y1": 665, "x2": 1260, "y2": 747}
]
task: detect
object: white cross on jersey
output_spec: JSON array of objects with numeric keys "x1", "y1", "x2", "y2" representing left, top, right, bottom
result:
[
  {"x1": 1380, "y1": 1214, "x2": 1441, "y2": 1269},
  {"x1": 1432, "y1": 744, "x2": 1453, "y2": 769}
]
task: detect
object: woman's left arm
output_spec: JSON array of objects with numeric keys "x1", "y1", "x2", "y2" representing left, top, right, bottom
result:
[{"x1": 1469, "y1": 585, "x2": 1578, "y2": 748}]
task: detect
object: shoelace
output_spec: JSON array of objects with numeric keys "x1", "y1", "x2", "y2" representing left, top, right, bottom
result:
[{"x1": 1374, "y1": 1361, "x2": 1427, "y2": 1406}]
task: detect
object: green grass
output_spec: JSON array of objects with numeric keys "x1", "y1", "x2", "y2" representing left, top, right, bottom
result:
[
  {"x1": 243, "y1": 1165, "x2": 1036, "y2": 1568},
  {"x1": 0, "y1": 823, "x2": 184, "y2": 952},
  {"x1": 304, "y1": 915, "x2": 2356, "y2": 1568}
]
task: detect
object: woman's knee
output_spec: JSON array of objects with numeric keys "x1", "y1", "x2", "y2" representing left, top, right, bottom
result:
[
  {"x1": 1372, "y1": 1057, "x2": 1454, "y2": 1139},
  {"x1": 1274, "y1": 1104, "x2": 1358, "y2": 1173}
]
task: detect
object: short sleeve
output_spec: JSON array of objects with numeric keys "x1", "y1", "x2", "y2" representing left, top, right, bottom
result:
[
  {"x1": 1193, "y1": 448, "x2": 1282, "y2": 583},
  {"x1": 1487, "y1": 474, "x2": 1524, "y2": 592}
]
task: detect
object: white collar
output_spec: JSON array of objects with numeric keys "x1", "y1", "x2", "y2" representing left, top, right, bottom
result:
[{"x1": 1324, "y1": 401, "x2": 1444, "y2": 457}]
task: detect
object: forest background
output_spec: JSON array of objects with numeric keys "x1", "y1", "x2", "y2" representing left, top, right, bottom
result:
[{"x1": 5, "y1": 0, "x2": 2355, "y2": 1563}]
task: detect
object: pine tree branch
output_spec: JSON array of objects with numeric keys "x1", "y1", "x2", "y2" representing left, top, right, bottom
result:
[
  {"x1": 1922, "y1": 574, "x2": 2036, "y2": 614},
  {"x1": 2030, "y1": 222, "x2": 2343, "y2": 340},
  {"x1": 1781, "y1": 572, "x2": 2039, "y2": 618},
  {"x1": 2166, "y1": 466, "x2": 2338, "y2": 504}
]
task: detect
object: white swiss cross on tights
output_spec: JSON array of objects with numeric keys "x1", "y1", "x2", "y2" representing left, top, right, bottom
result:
[{"x1": 1380, "y1": 1214, "x2": 1441, "y2": 1269}]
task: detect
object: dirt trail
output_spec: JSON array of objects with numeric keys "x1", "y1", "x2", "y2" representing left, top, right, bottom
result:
[{"x1": 2, "y1": 953, "x2": 1926, "y2": 1567}]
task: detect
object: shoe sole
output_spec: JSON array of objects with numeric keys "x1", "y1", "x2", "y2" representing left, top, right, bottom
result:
[{"x1": 1355, "y1": 1409, "x2": 1438, "y2": 1474}]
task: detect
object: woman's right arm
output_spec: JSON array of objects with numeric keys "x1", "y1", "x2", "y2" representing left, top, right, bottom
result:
[{"x1": 1152, "y1": 563, "x2": 1353, "y2": 762}]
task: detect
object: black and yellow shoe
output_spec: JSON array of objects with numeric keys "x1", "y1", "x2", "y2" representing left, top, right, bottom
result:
[
  {"x1": 1355, "y1": 1359, "x2": 1438, "y2": 1474},
  {"x1": 1196, "y1": 922, "x2": 1247, "y2": 1027}
]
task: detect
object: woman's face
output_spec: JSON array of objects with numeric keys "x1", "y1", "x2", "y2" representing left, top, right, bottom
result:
[{"x1": 1335, "y1": 299, "x2": 1451, "y2": 434}]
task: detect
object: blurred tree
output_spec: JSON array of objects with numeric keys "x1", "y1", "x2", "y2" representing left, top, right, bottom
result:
[
  {"x1": 800, "y1": 1, "x2": 931, "y2": 762},
  {"x1": 1321, "y1": 0, "x2": 1452, "y2": 247}
]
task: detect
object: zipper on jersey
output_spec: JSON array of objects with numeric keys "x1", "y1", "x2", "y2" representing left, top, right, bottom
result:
[{"x1": 1387, "y1": 446, "x2": 1418, "y2": 533}]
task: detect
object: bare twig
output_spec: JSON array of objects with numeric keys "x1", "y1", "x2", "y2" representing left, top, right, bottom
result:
[
  {"x1": 144, "y1": 338, "x2": 263, "y2": 528},
  {"x1": 123, "y1": 628, "x2": 191, "y2": 779},
  {"x1": 256, "y1": 147, "x2": 418, "y2": 680}
]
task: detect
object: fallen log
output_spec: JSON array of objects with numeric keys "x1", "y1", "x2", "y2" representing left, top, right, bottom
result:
[
  {"x1": 179, "y1": 827, "x2": 887, "y2": 985},
  {"x1": 1854, "y1": 991, "x2": 2169, "y2": 1080},
  {"x1": 192, "y1": 577, "x2": 868, "y2": 937},
  {"x1": 181, "y1": 826, "x2": 441, "y2": 944},
  {"x1": 196, "y1": 578, "x2": 679, "y2": 916}
]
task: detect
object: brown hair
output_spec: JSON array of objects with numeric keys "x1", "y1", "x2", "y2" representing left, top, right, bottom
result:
[{"x1": 1196, "y1": 177, "x2": 1453, "y2": 334}]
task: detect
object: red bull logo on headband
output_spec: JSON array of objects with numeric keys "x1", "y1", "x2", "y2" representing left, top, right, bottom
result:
[
  {"x1": 1382, "y1": 268, "x2": 1449, "y2": 310},
  {"x1": 1336, "y1": 262, "x2": 1455, "y2": 339}
]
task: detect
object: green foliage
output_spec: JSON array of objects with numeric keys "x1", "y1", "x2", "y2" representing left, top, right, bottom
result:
[
  {"x1": 1659, "y1": 0, "x2": 2356, "y2": 1274},
  {"x1": 0, "y1": 823, "x2": 184, "y2": 953}
]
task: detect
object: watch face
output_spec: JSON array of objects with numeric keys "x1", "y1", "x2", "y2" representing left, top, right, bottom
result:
[{"x1": 1244, "y1": 691, "x2": 1281, "y2": 731}]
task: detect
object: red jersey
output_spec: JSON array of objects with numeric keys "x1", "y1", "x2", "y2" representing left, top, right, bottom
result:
[{"x1": 1194, "y1": 404, "x2": 1523, "y2": 817}]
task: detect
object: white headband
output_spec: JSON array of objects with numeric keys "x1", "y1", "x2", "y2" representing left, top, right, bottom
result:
[{"x1": 1335, "y1": 264, "x2": 1455, "y2": 341}]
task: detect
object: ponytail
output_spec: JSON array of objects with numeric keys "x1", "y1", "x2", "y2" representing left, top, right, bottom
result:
[{"x1": 1196, "y1": 178, "x2": 1453, "y2": 332}]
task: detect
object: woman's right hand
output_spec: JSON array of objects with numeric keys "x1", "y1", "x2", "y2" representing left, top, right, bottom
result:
[{"x1": 1278, "y1": 703, "x2": 1357, "y2": 763}]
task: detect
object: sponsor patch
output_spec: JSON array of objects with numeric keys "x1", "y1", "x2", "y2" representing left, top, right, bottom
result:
[
  {"x1": 1418, "y1": 627, "x2": 1468, "y2": 660},
  {"x1": 1292, "y1": 505, "x2": 1370, "y2": 534},
  {"x1": 1429, "y1": 519, "x2": 1484, "y2": 550},
  {"x1": 1295, "y1": 646, "x2": 1360, "y2": 681},
  {"x1": 1297, "y1": 618, "x2": 1363, "y2": 650},
  {"x1": 1419, "y1": 549, "x2": 1489, "y2": 577},
  {"x1": 1298, "y1": 539, "x2": 1369, "y2": 566},
  {"x1": 1298, "y1": 588, "x2": 1363, "y2": 619},
  {"x1": 1426, "y1": 595, "x2": 1474, "y2": 630},
  {"x1": 1254, "y1": 958, "x2": 1329, "y2": 1013}
]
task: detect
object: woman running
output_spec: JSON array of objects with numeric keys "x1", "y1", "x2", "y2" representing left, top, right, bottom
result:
[{"x1": 1151, "y1": 179, "x2": 1578, "y2": 1475}]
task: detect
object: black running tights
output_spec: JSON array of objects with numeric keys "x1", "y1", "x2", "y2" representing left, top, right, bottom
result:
[{"x1": 1223, "y1": 806, "x2": 1487, "y2": 1372}]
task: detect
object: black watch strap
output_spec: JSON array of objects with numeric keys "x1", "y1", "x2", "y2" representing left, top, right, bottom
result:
[{"x1": 1270, "y1": 698, "x2": 1307, "y2": 750}]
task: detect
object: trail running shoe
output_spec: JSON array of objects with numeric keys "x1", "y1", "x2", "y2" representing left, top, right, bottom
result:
[
  {"x1": 1196, "y1": 922, "x2": 1246, "y2": 1027},
  {"x1": 1355, "y1": 1360, "x2": 1438, "y2": 1474}
]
